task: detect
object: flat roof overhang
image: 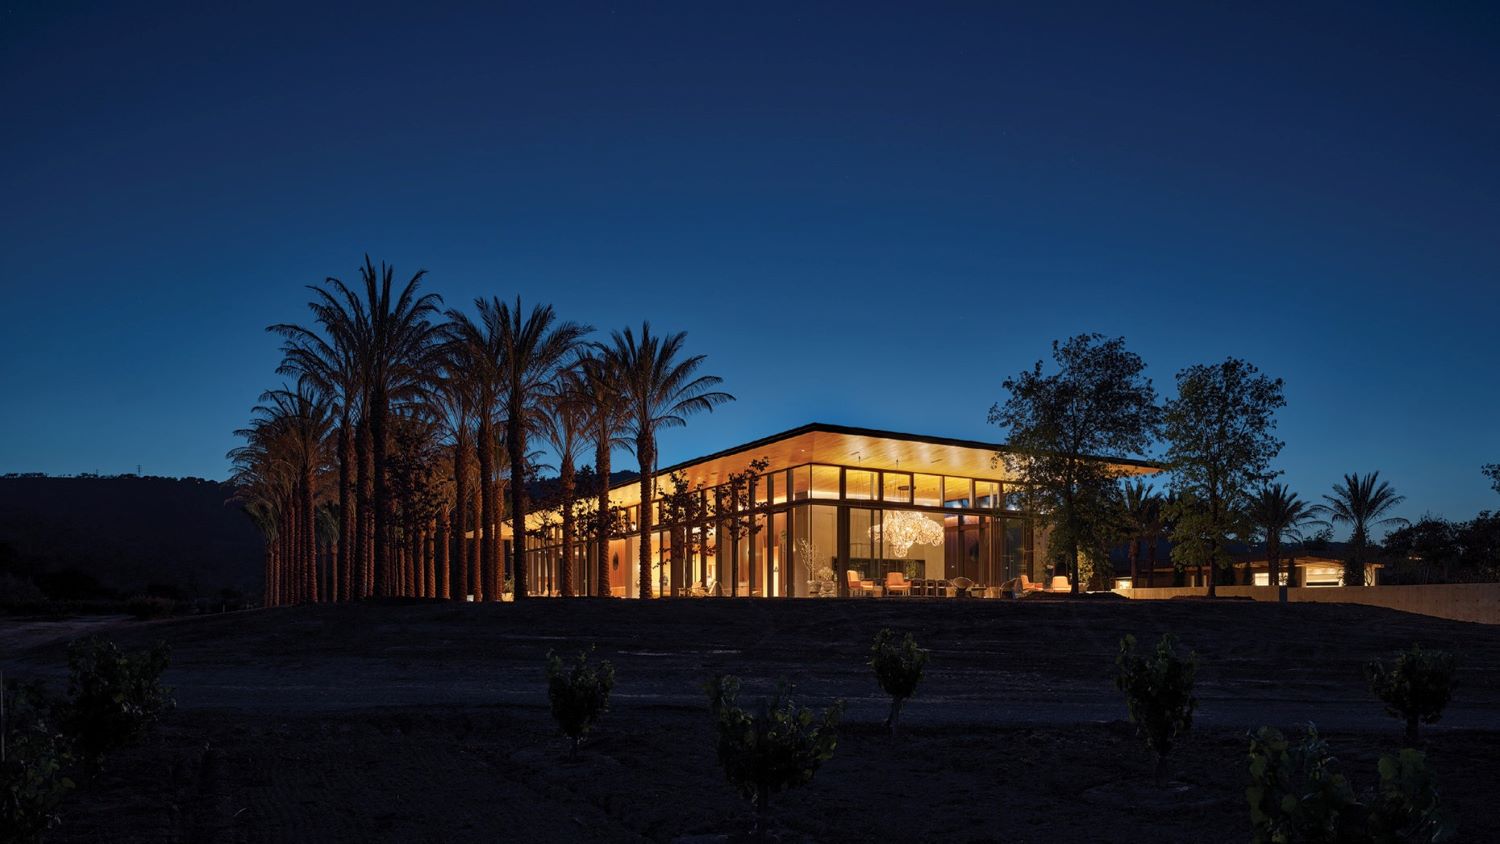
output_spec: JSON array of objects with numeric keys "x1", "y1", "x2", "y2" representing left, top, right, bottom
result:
[{"x1": 591, "y1": 422, "x2": 1161, "y2": 512}]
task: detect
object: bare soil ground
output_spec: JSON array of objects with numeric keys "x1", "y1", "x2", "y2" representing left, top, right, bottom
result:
[{"x1": 4, "y1": 597, "x2": 1498, "y2": 842}]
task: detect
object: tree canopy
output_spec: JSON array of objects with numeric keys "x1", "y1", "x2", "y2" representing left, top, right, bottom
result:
[
  {"x1": 1162, "y1": 357, "x2": 1284, "y2": 596},
  {"x1": 989, "y1": 333, "x2": 1157, "y2": 593}
]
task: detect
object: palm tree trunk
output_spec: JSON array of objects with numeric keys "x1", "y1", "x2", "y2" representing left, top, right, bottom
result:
[
  {"x1": 508, "y1": 412, "x2": 530, "y2": 600},
  {"x1": 595, "y1": 436, "x2": 612, "y2": 598},
  {"x1": 1268, "y1": 535, "x2": 1280, "y2": 588},
  {"x1": 336, "y1": 417, "x2": 353, "y2": 602},
  {"x1": 451, "y1": 438, "x2": 467, "y2": 601},
  {"x1": 478, "y1": 417, "x2": 496, "y2": 601},
  {"x1": 371, "y1": 388, "x2": 391, "y2": 597},
  {"x1": 426, "y1": 518, "x2": 437, "y2": 597},
  {"x1": 637, "y1": 434, "x2": 655, "y2": 599},
  {"x1": 438, "y1": 510, "x2": 450, "y2": 599},
  {"x1": 1128, "y1": 538, "x2": 1139, "y2": 588},
  {"x1": 356, "y1": 417, "x2": 373, "y2": 599},
  {"x1": 471, "y1": 486, "x2": 484, "y2": 601},
  {"x1": 560, "y1": 453, "x2": 576, "y2": 597},
  {"x1": 303, "y1": 471, "x2": 317, "y2": 603}
]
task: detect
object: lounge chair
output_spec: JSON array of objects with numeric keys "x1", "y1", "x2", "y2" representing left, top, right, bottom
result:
[
  {"x1": 846, "y1": 569, "x2": 878, "y2": 597},
  {"x1": 885, "y1": 571, "x2": 912, "y2": 597},
  {"x1": 951, "y1": 576, "x2": 976, "y2": 597}
]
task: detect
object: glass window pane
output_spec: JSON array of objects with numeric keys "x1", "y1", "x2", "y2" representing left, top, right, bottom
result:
[
  {"x1": 882, "y1": 471, "x2": 912, "y2": 503},
  {"x1": 846, "y1": 469, "x2": 876, "y2": 500},
  {"x1": 876, "y1": 509, "x2": 946, "y2": 580},
  {"x1": 913, "y1": 474, "x2": 942, "y2": 506},
  {"x1": 754, "y1": 472, "x2": 770, "y2": 507},
  {"x1": 944, "y1": 476, "x2": 971, "y2": 508},
  {"x1": 791, "y1": 465, "x2": 811, "y2": 501},
  {"x1": 771, "y1": 470, "x2": 788, "y2": 505},
  {"x1": 975, "y1": 481, "x2": 1000, "y2": 509},
  {"x1": 811, "y1": 465, "x2": 840, "y2": 499}
]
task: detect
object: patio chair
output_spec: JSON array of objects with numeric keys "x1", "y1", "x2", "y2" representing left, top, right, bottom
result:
[
  {"x1": 885, "y1": 571, "x2": 912, "y2": 597},
  {"x1": 951, "y1": 576, "x2": 975, "y2": 597},
  {"x1": 1048, "y1": 575, "x2": 1070, "y2": 592}
]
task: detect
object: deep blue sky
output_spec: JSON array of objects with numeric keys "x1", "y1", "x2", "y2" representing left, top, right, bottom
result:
[{"x1": 2, "y1": 2, "x2": 1497, "y2": 525}]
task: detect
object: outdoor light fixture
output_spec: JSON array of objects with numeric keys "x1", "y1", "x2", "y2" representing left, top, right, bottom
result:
[{"x1": 869, "y1": 510, "x2": 943, "y2": 557}]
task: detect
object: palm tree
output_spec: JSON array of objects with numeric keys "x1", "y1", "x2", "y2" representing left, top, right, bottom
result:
[
  {"x1": 609, "y1": 323, "x2": 733, "y2": 598},
  {"x1": 271, "y1": 257, "x2": 442, "y2": 598},
  {"x1": 431, "y1": 357, "x2": 478, "y2": 600},
  {"x1": 230, "y1": 380, "x2": 334, "y2": 603},
  {"x1": 1120, "y1": 481, "x2": 1162, "y2": 588},
  {"x1": 490, "y1": 298, "x2": 592, "y2": 600},
  {"x1": 1247, "y1": 484, "x2": 1321, "y2": 587},
  {"x1": 1315, "y1": 472, "x2": 1407, "y2": 586},
  {"x1": 270, "y1": 287, "x2": 365, "y2": 602},
  {"x1": 445, "y1": 301, "x2": 508, "y2": 601},
  {"x1": 577, "y1": 350, "x2": 628, "y2": 597},
  {"x1": 538, "y1": 363, "x2": 590, "y2": 596}
]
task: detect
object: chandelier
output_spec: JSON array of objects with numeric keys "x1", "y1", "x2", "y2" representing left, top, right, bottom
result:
[{"x1": 870, "y1": 510, "x2": 944, "y2": 557}]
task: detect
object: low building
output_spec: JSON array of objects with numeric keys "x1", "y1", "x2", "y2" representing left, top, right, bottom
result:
[
  {"x1": 1118, "y1": 555, "x2": 1381, "y2": 589},
  {"x1": 522, "y1": 422, "x2": 1156, "y2": 597}
]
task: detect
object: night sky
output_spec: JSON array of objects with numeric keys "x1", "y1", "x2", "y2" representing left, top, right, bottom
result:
[{"x1": 2, "y1": 2, "x2": 1496, "y2": 524}]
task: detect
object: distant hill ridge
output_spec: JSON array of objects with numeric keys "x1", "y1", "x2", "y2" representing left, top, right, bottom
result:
[
  {"x1": 0, "y1": 470, "x2": 643, "y2": 601},
  {"x1": 0, "y1": 474, "x2": 261, "y2": 599}
]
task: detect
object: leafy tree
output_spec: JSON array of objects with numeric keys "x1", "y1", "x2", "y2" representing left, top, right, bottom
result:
[
  {"x1": 869, "y1": 629, "x2": 928, "y2": 736},
  {"x1": 720, "y1": 457, "x2": 772, "y2": 597},
  {"x1": 1382, "y1": 516, "x2": 1461, "y2": 584},
  {"x1": 990, "y1": 334, "x2": 1158, "y2": 594},
  {"x1": 1456, "y1": 512, "x2": 1500, "y2": 581},
  {"x1": 59, "y1": 637, "x2": 173, "y2": 769},
  {"x1": 1316, "y1": 472, "x2": 1407, "y2": 587},
  {"x1": 705, "y1": 675, "x2": 842, "y2": 836},
  {"x1": 659, "y1": 470, "x2": 713, "y2": 595},
  {"x1": 1367, "y1": 645, "x2": 1456, "y2": 745},
  {"x1": 1162, "y1": 358, "x2": 1285, "y2": 596},
  {"x1": 1483, "y1": 464, "x2": 1500, "y2": 497},
  {"x1": 1248, "y1": 484, "x2": 1323, "y2": 588},
  {"x1": 610, "y1": 323, "x2": 733, "y2": 599},
  {"x1": 545, "y1": 647, "x2": 615, "y2": 757},
  {"x1": 1115, "y1": 633, "x2": 1196, "y2": 784}
]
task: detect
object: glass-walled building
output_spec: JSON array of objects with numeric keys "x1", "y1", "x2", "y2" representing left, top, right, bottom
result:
[{"x1": 522, "y1": 423, "x2": 1157, "y2": 598}]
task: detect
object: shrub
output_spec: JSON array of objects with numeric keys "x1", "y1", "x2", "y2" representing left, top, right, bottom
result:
[
  {"x1": 1245, "y1": 725, "x2": 1456, "y2": 843},
  {"x1": 2, "y1": 681, "x2": 74, "y2": 844},
  {"x1": 869, "y1": 628, "x2": 928, "y2": 736},
  {"x1": 1246, "y1": 724, "x2": 1362, "y2": 843},
  {"x1": 705, "y1": 675, "x2": 842, "y2": 834},
  {"x1": 59, "y1": 637, "x2": 173, "y2": 768},
  {"x1": 1366, "y1": 645, "x2": 1455, "y2": 745},
  {"x1": 1369, "y1": 747, "x2": 1457, "y2": 843},
  {"x1": 1115, "y1": 633, "x2": 1197, "y2": 784},
  {"x1": 544, "y1": 647, "x2": 614, "y2": 757}
]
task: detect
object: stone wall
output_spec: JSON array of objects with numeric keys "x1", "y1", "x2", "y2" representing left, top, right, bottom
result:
[{"x1": 1115, "y1": 583, "x2": 1500, "y2": 626}]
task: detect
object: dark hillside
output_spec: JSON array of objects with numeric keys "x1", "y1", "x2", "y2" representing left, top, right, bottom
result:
[{"x1": 0, "y1": 475, "x2": 261, "y2": 600}]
